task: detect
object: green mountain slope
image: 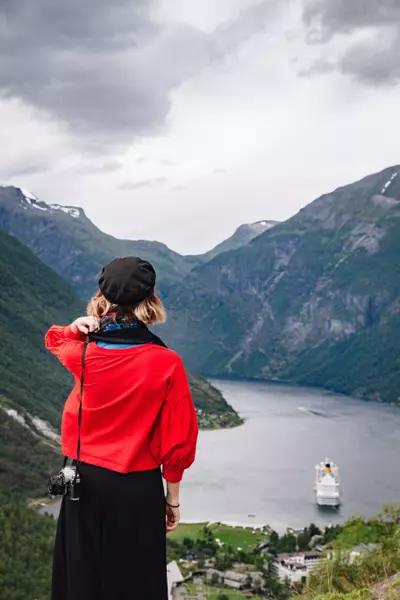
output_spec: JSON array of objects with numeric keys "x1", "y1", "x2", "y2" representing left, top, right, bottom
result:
[
  {"x1": 163, "y1": 165, "x2": 400, "y2": 403},
  {"x1": 283, "y1": 312, "x2": 400, "y2": 403},
  {"x1": 0, "y1": 227, "x2": 84, "y2": 425},
  {"x1": 0, "y1": 228, "x2": 84, "y2": 495},
  {"x1": 0, "y1": 185, "x2": 201, "y2": 298}
]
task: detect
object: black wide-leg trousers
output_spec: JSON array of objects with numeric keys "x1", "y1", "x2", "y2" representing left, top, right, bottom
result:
[{"x1": 52, "y1": 463, "x2": 168, "y2": 600}]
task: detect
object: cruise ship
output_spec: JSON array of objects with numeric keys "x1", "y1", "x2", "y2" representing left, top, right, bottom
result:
[{"x1": 315, "y1": 459, "x2": 340, "y2": 507}]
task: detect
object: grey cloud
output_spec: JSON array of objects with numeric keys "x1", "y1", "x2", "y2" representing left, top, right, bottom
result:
[
  {"x1": 340, "y1": 32, "x2": 400, "y2": 85},
  {"x1": 0, "y1": 0, "x2": 281, "y2": 146},
  {"x1": 302, "y1": 0, "x2": 400, "y2": 85},
  {"x1": 215, "y1": 1, "x2": 287, "y2": 54},
  {"x1": 297, "y1": 58, "x2": 335, "y2": 78},
  {"x1": 213, "y1": 168, "x2": 227, "y2": 174},
  {"x1": 303, "y1": 0, "x2": 400, "y2": 38},
  {"x1": 0, "y1": 161, "x2": 50, "y2": 179},
  {"x1": 160, "y1": 159, "x2": 179, "y2": 166},
  {"x1": 135, "y1": 157, "x2": 179, "y2": 166},
  {"x1": 118, "y1": 176, "x2": 169, "y2": 190},
  {"x1": 74, "y1": 161, "x2": 123, "y2": 175}
]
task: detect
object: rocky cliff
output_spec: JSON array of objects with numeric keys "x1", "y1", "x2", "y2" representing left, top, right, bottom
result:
[{"x1": 163, "y1": 165, "x2": 400, "y2": 403}]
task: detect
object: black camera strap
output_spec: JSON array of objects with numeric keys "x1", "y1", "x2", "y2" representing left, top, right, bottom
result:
[
  {"x1": 77, "y1": 338, "x2": 90, "y2": 464},
  {"x1": 68, "y1": 337, "x2": 90, "y2": 483}
]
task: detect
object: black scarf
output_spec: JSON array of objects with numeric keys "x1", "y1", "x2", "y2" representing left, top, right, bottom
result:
[{"x1": 88, "y1": 315, "x2": 167, "y2": 348}]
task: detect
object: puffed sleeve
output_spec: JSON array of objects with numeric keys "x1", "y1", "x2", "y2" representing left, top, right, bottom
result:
[
  {"x1": 44, "y1": 325, "x2": 85, "y2": 378},
  {"x1": 150, "y1": 356, "x2": 198, "y2": 483}
]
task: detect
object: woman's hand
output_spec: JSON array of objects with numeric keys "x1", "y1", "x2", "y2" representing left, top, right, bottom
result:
[
  {"x1": 70, "y1": 316, "x2": 99, "y2": 335},
  {"x1": 166, "y1": 504, "x2": 180, "y2": 532},
  {"x1": 165, "y1": 482, "x2": 180, "y2": 532}
]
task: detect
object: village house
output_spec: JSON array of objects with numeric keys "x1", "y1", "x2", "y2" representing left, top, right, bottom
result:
[
  {"x1": 167, "y1": 561, "x2": 184, "y2": 600},
  {"x1": 275, "y1": 551, "x2": 324, "y2": 583},
  {"x1": 205, "y1": 568, "x2": 249, "y2": 590}
]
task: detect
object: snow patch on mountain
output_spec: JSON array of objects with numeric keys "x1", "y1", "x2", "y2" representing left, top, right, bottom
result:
[
  {"x1": 249, "y1": 221, "x2": 276, "y2": 233},
  {"x1": 0, "y1": 184, "x2": 82, "y2": 219},
  {"x1": 20, "y1": 187, "x2": 38, "y2": 201},
  {"x1": 50, "y1": 204, "x2": 80, "y2": 219},
  {"x1": 381, "y1": 172, "x2": 398, "y2": 194},
  {"x1": 25, "y1": 197, "x2": 48, "y2": 211}
]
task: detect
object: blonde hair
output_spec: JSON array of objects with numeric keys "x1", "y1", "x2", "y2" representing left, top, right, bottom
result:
[{"x1": 87, "y1": 290, "x2": 167, "y2": 326}]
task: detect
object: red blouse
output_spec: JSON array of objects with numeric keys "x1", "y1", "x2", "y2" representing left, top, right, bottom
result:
[{"x1": 45, "y1": 325, "x2": 198, "y2": 482}]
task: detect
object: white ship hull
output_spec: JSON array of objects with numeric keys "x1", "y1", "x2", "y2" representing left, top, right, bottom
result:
[
  {"x1": 316, "y1": 492, "x2": 340, "y2": 507},
  {"x1": 315, "y1": 459, "x2": 340, "y2": 507}
]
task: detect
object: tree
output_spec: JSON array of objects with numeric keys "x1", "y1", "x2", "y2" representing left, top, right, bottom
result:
[
  {"x1": 215, "y1": 553, "x2": 233, "y2": 571},
  {"x1": 309, "y1": 523, "x2": 322, "y2": 537},
  {"x1": 253, "y1": 554, "x2": 266, "y2": 571},
  {"x1": 182, "y1": 537, "x2": 195, "y2": 549},
  {"x1": 269, "y1": 530, "x2": 280, "y2": 554},
  {"x1": 0, "y1": 491, "x2": 56, "y2": 600}
]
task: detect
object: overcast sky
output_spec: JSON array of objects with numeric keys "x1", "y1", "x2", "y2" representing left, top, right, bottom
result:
[{"x1": 1, "y1": 0, "x2": 399, "y2": 254}]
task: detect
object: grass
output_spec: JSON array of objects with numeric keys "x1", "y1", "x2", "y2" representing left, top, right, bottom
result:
[
  {"x1": 209, "y1": 523, "x2": 269, "y2": 550},
  {"x1": 169, "y1": 522, "x2": 270, "y2": 550},
  {"x1": 184, "y1": 582, "x2": 263, "y2": 599},
  {"x1": 168, "y1": 522, "x2": 209, "y2": 542}
]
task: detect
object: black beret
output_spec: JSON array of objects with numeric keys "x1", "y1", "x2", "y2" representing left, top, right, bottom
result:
[{"x1": 98, "y1": 257, "x2": 156, "y2": 306}]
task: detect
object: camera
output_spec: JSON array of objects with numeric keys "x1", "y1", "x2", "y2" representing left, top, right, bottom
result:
[{"x1": 48, "y1": 466, "x2": 81, "y2": 501}]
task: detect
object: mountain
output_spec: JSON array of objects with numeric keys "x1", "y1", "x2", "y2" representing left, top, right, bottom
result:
[
  {"x1": 199, "y1": 220, "x2": 279, "y2": 261},
  {"x1": 0, "y1": 227, "x2": 84, "y2": 496},
  {"x1": 0, "y1": 227, "x2": 240, "y2": 497},
  {"x1": 0, "y1": 185, "x2": 201, "y2": 298},
  {"x1": 163, "y1": 165, "x2": 400, "y2": 403}
]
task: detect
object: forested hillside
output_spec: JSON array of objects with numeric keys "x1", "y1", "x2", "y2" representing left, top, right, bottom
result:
[
  {"x1": 0, "y1": 228, "x2": 84, "y2": 425},
  {"x1": 163, "y1": 165, "x2": 400, "y2": 404},
  {"x1": 0, "y1": 491, "x2": 55, "y2": 600},
  {"x1": 0, "y1": 228, "x2": 84, "y2": 495}
]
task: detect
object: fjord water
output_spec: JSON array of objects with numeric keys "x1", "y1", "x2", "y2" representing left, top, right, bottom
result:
[
  {"x1": 41, "y1": 380, "x2": 400, "y2": 530},
  {"x1": 181, "y1": 379, "x2": 400, "y2": 531}
]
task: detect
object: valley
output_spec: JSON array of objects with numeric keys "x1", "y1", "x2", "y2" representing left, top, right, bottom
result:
[
  {"x1": 1, "y1": 165, "x2": 400, "y2": 600},
  {"x1": 3, "y1": 166, "x2": 399, "y2": 405}
]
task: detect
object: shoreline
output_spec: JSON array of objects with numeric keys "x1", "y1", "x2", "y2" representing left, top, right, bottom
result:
[
  {"x1": 180, "y1": 519, "x2": 269, "y2": 530},
  {"x1": 37, "y1": 501, "x2": 337, "y2": 535},
  {"x1": 208, "y1": 375, "x2": 400, "y2": 408},
  {"x1": 37, "y1": 500, "x2": 277, "y2": 531}
]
